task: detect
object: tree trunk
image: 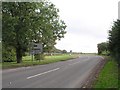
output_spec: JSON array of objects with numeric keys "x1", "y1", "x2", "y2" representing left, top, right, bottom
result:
[
  {"x1": 16, "y1": 46, "x2": 22, "y2": 63},
  {"x1": 15, "y1": 24, "x2": 22, "y2": 63}
]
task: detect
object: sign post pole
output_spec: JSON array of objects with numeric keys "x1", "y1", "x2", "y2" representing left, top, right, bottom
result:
[
  {"x1": 30, "y1": 42, "x2": 43, "y2": 61},
  {"x1": 32, "y1": 53, "x2": 34, "y2": 62}
]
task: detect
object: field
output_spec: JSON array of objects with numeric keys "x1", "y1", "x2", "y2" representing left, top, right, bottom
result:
[{"x1": 2, "y1": 54, "x2": 80, "y2": 69}]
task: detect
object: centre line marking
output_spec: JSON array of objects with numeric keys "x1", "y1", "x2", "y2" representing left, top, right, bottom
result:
[
  {"x1": 27, "y1": 68, "x2": 60, "y2": 79},
  {"x1": 69, "y1": 61, "x2": 81, "y2": 66}
]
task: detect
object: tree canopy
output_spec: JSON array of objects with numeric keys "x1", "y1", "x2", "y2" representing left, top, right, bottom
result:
[
  {"x1": 2, "y1": 1, "x2": 66, "y2": 63},
  {"x1": 97, "y1": 42, "x2": 109, "y2": 55}
]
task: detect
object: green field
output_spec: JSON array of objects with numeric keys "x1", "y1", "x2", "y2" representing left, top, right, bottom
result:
[
  {"x1": 2, "y1": 54, "x2": 80, "y2": 69},
  {"x1": 94, "y1": 57, "x2": 118, "y2": 88}
]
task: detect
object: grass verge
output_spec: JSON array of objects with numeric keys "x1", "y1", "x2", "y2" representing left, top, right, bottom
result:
[
  {"x1": 93, "y1": 57, "x2": 118, "y2": 88},
  {"x1": 2, "y1": 54, "x2": 79, "y2": 69}
]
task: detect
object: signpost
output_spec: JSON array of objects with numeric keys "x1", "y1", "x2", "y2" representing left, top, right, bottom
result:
[{"x1": 30, "y1": 43, "x2": 43, "y2": 61}]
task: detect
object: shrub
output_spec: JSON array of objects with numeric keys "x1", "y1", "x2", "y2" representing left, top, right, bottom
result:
[
  {"x1": 34, "y1": 53, "x2": 44, "y2": 61},
  {"x1": 2, "y1": 45, "x2": 16, "y2": 62}
]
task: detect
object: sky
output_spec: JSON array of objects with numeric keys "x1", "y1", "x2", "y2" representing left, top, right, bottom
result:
[{"x1": 49, "y1": 0, "x2": 119, "y2": 53}]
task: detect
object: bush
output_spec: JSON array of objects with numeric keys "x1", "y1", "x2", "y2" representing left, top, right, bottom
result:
[
  {"x1": 22, "y1": 52, "x2": 29, "y2": 56},
  {"x1": 34, "y1": 53, "x2": 44, "y2": 61},
  {"x1": 2, "y1": 45, "x2": 16, "y2": 62}
]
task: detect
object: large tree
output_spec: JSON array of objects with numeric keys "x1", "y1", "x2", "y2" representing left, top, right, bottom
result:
[
  {"x1": 97, "y1": 42, "x2": 109, "y2": 55},
  {"x1": 108, "y1": 19, "x2": 120, "y2": 63},
  {"x1": 2, "y1": 1, "x2": 66, "y2": 63}
]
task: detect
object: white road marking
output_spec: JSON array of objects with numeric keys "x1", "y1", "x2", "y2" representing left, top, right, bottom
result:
[
  {"x1": 68, "y1": 57, "x2": 90, "y2": 66},
  {"x1": 27, "y1": 68, "x2": 60, "y2": 79},
  {"x1": 69, "y1": 61, "x2": 81, "y2": 66}
]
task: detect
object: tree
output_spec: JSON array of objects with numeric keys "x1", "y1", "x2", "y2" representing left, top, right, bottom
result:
[
  {"x1": 2, "y1": 1, "x2": 66, "y2": 63},
  {"x1": 62, "y1": 50, "x2": 67, "y2": 53},
  {"x1": 45, "y1": 46, "x2": 62, "y2": 53},
  {"x1": 32, "y1": 2, "x2": 66, "y2": 53},
  {"x1": 108, "y1": 19, "x2": 120, "y2": 63},
  {"x1": 2, "y1": 2, "x2": 35, "y2": 63},
  {"x1": 97, "y1": 42, "x2": 109, "y2": 55},
  {"x1": 70, "y1": 50, "x2": 72, "y2": 53}
]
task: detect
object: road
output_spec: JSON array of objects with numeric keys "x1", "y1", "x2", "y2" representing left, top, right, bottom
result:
[{"x1": 2, "y1": 55, "x2": 104, "y2": 88}]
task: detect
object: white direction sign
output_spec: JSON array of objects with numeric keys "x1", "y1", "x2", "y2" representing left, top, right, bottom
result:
[{"x1": 30, "y1": 43, "x2": 43, "y2": 54}]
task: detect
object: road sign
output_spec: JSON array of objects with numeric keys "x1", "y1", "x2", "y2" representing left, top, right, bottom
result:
[
  {"x1": 33, "y1": 43, "x2": 42, "y2": 50},
  {"x1": 30, "y1": 43, "x2": 43, "y2": 54},
  {"x1": 30, "y1": 49, "x2": 42, "y2": 54}
]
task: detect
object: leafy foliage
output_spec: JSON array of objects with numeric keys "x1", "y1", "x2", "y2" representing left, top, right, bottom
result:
[
  {"x1": 62, "y1": 50, "x2": 67, "y2": 53},
  {"x1": 34, "y1": 53, "x2": 44, "y2": 61},
  {"x1": 2, "y1": 1, "x2": 66, "y2": 63},
  {"x1": 108, "y1": 19, "x2": 120, "y2": 63},
  {"x1": 97, "y1": 42, "x2": 109, "y2": 55},
  {"x1": 2, "y1": 44, "x2": 16, "y2": 62}
]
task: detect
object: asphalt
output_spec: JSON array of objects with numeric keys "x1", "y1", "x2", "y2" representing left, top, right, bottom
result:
[{"x1": 2, "y1": 55, "x2": 104, "y2": 88}]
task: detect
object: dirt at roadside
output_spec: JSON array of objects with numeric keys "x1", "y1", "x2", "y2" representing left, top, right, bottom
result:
[{"x1": 81, "y1": 56, "x2": 108, "y2": 88}]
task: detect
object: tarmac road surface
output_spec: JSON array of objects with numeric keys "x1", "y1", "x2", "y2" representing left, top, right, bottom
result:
[{"x1": 2, "y1": 55, "x2": 104, "y2": 88}]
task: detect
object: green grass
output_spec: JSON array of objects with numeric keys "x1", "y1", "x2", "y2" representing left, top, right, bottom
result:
[
  {"x1": 2, "y1": 54, "x2": 80, "y2": 69},
  {"x1": 94, "y1": 57, "x2": 118, "y2": 88},
  {"x1": 0, "y1": 63, "x2": 2, "y2": 69}
]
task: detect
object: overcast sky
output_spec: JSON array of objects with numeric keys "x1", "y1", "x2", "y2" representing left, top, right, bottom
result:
[{"x1": 50, "y1": 0, "x2": 119, "y2": 53}]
